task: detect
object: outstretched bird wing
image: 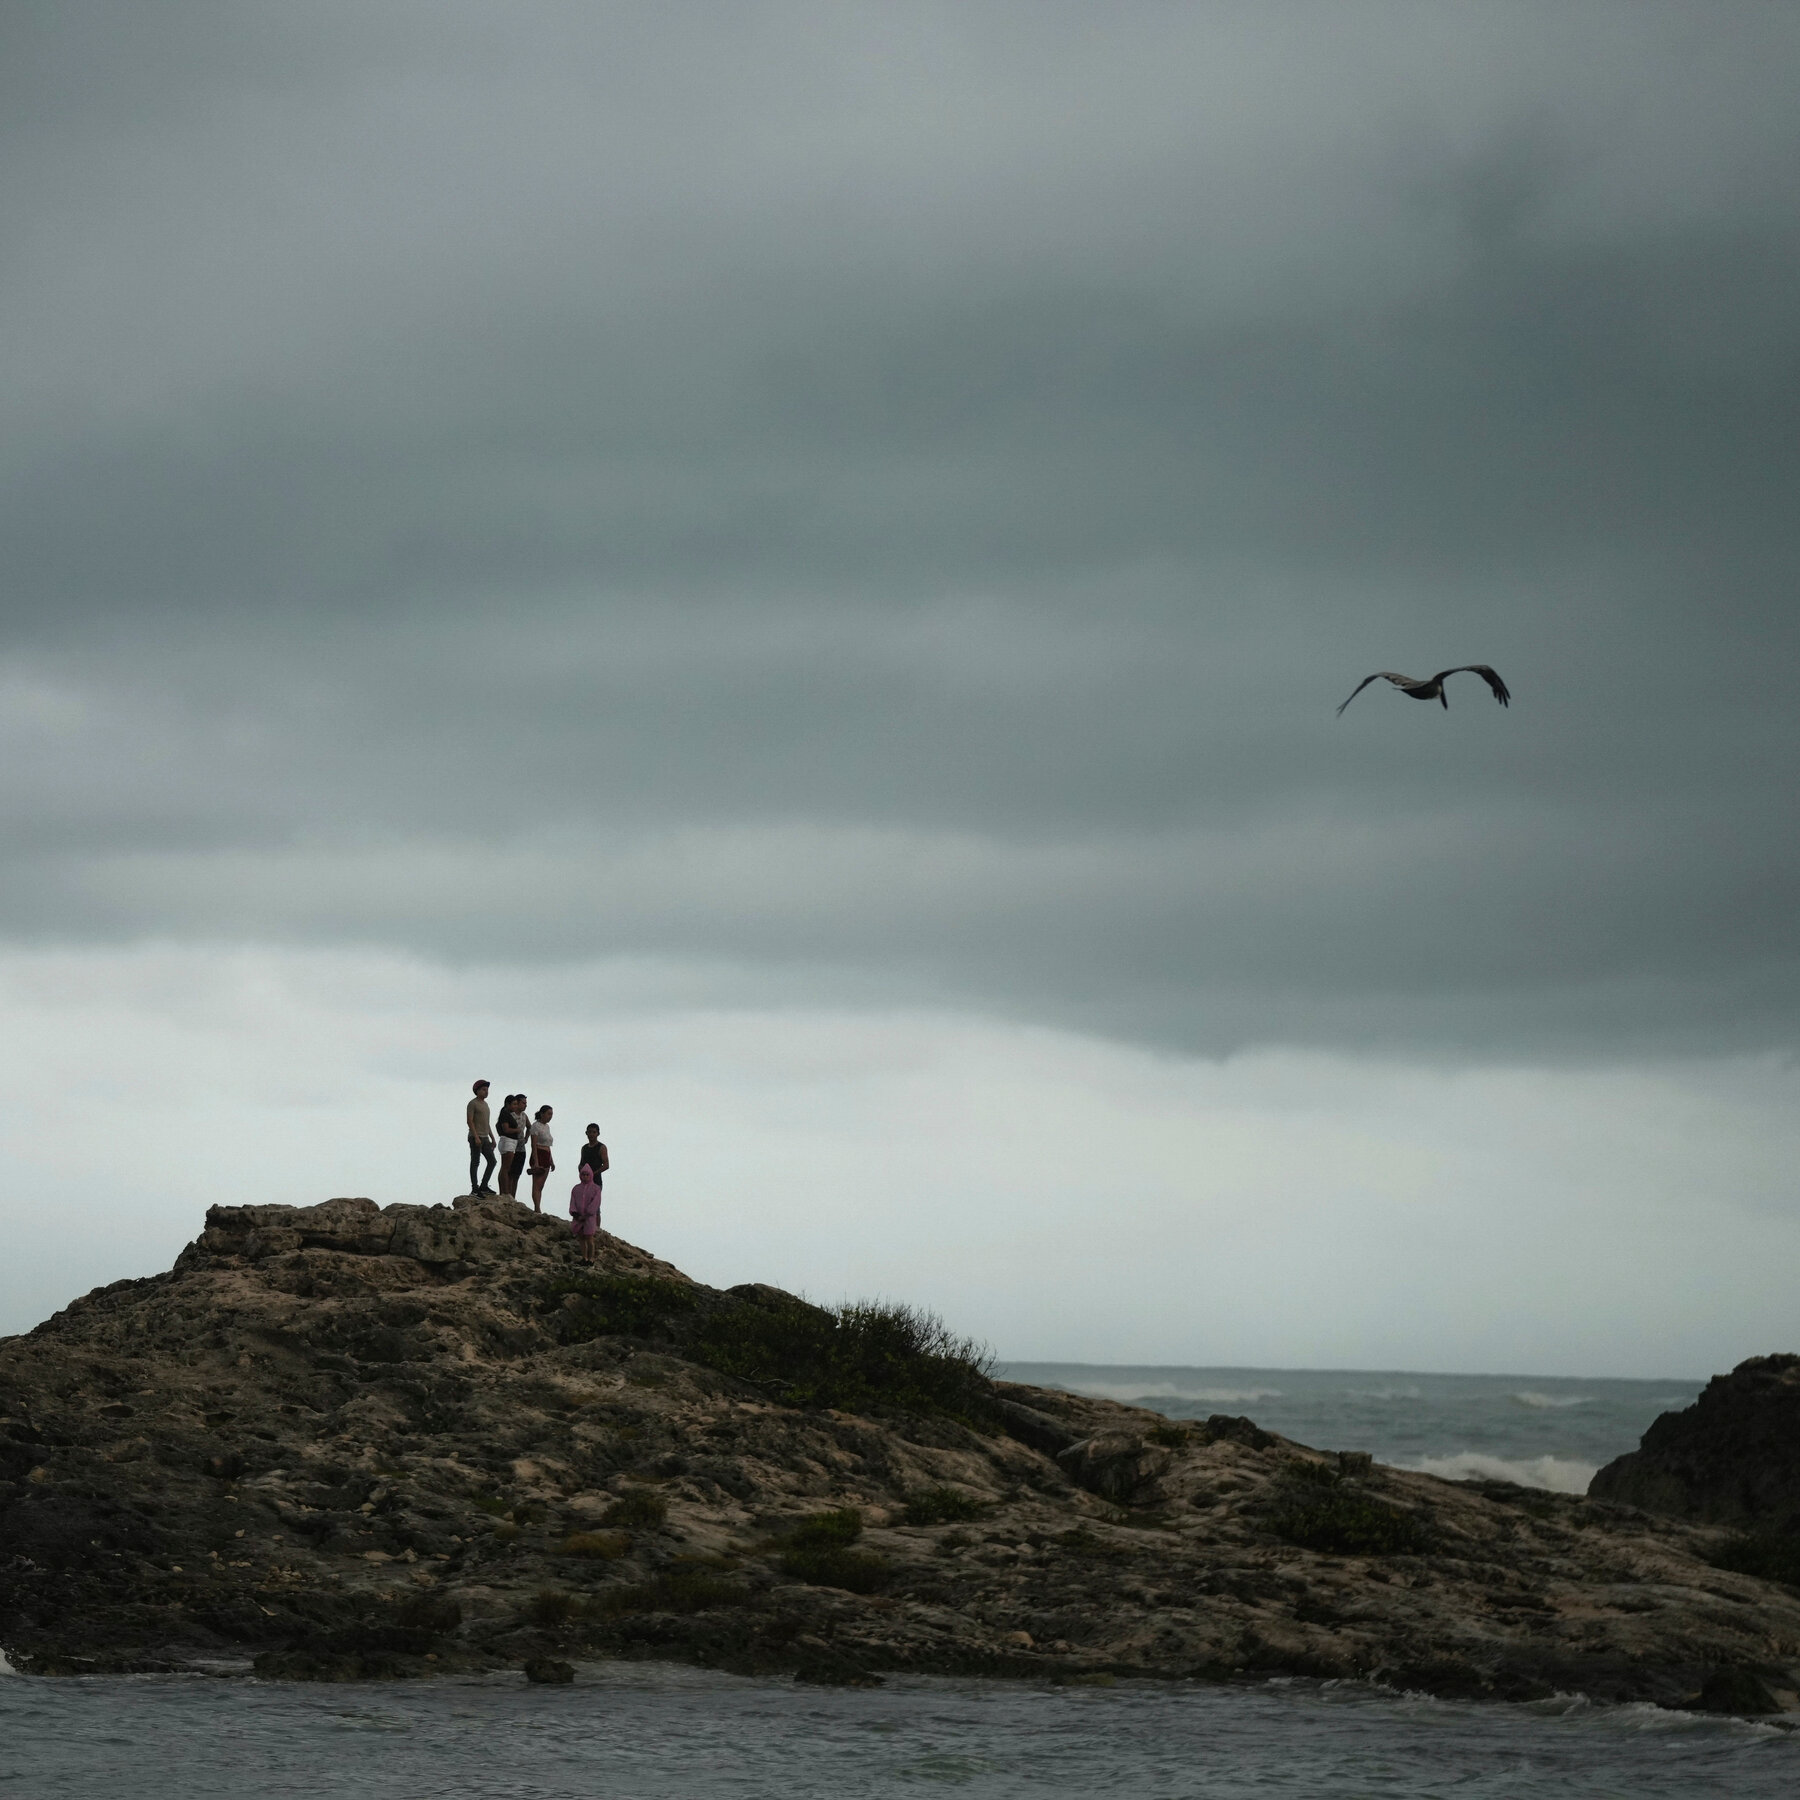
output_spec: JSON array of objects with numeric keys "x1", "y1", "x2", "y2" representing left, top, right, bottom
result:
[
  {"x1": 1432, "y1": 665, "x2": 1511, "y2": 707},
  {"x1": 1335, "y1": 672, "x2": 1417, "y2": 716}
]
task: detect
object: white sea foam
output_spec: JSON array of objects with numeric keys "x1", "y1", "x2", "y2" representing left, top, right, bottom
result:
[
  {"x1": 1347, "y1": 1385, "x2": 1422, "y2": 1402},
  {"x1": 0, "y1": 1648, "x2": 17, "y2": 1676},
  {"x1": 1064, "y1": 1381, "x2": 1284, "y2": 1405},
  {"x1": 1510, "y1": 1391, "x2": 1593, "y2": 1409},
  {"x1": 1409, "y1": 1451, "x2": 1598, "y2": 1494}
]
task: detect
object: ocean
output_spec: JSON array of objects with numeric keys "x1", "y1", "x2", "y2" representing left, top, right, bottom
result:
[
  {"x1": 996, "y1": 1363, "x2": 1707, "y2": 1496},
  {"x1": 8, "y1": 1364, "x2": 1793, "y2": 1799}
]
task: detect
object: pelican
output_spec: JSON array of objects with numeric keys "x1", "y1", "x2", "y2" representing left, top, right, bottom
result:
[{"x1": 1336, "y1": 665, "x2": 1511, "y2": 716}]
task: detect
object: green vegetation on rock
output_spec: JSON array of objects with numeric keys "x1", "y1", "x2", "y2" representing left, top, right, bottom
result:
[
  {"x1": 902, "y1": 1486, "x2": 988, "y2": 1526},
  {"x1": 1267, "y1": 1460, "x2": 1434, "y2": 1556},
  {"x1": 694, "y1": 1297, "x2": 994, "y2": 1420}
]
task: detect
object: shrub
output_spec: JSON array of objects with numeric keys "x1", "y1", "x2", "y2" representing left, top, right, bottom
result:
[
  {"x1": 785, "y1": 1507, "x2": 863, "y2": 1548},
  {"x1": 903, "y1": 1487, "x2": 987, "y2": 1527},
  {"x1": 778, "y1": 1544, "x2": 893, "y2": 1593},
  {"x1": 542, "y1": 1274, "x2": 701, "y2": 1343},
  {"x1": 1711, "y1": 1529, "x2": 1800, "y2": 1588},
  {"x1": 560, "y1": 1531, "x2": 631, "y2": 1560},
  {"x1": 692, "y1": 1296, "x2": 994, "y2": 1421},
  {"x1": 527, "y1": 1588, "x2": 578, "y2": 1627},
  {"x1": 594, "y1": 1571, "x2": 753, "y2": 1614},
  {"x1": 1267, "y1": 1465, "x2": 1433, "y2": 1556},
  {"x1": 601, "y1": 1489, "x2": 668, "y2": 1530},
  {"x1": 1147, "y1": 1423, "x2": 1193, "y2": 1449},
  {"x1": 471, "y1": 1496, "x2": 510, "y2": 1517}
]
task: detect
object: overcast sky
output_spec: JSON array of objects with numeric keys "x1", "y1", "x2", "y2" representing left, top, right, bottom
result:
[{"x1": 3, "y1": 3, "x2": 1797, "y2": 1374}]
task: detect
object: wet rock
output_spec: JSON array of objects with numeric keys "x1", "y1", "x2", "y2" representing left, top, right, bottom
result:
[
  {"x1": 524, "y1": 1657, "x2": 575, "y2": 1684},
  {"x1": 1693, "y1": 1666, "x2": 1781, "y2": 1716},
  {"x1": 1590, "y1": 1355, "x2": 1800, "y2": 1528}
]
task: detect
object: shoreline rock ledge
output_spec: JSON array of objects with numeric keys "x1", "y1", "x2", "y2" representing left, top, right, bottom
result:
[{"x1": 4, "y1": 1196, "x2": 1800, "y2": 1713}]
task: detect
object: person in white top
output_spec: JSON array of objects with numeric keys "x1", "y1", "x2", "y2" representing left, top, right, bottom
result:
[{"x1": 528, "y1": 1105, "x2": 555, "y2": 1213}]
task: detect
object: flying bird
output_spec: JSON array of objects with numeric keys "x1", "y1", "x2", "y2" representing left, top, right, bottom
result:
[{"x1": 1336, "y1": 665, "x2": 1511, "y2": 716}]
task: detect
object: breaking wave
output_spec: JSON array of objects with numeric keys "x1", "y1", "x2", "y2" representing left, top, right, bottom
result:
[
  {"x1": 1409, "y1": 1451, "x2": 1598, "y2": 1494},
  {"x1": 1510, "y1": 1391, "x2": 1593, "y2": 1410},
  {"x1": 1065, "y1": 1381, "x2": 1285, "y2": 1405}
]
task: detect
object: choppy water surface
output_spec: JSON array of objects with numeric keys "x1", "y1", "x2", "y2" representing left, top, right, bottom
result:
[
  {"x1": 999, "y1": 1365, "x2": 1703, "y2": 1494},
  {"x1": 2, "y1": 1664, "x2": 1795, "y2": 1799}
]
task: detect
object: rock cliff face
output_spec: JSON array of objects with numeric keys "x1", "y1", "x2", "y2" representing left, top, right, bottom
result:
[
  {"x1": 4, "y1": 1196, "x2": 1800, "y2": 1713},
  {"x1": 1589, "y1": 1356, "x2": 1800, "y2": 1527}
]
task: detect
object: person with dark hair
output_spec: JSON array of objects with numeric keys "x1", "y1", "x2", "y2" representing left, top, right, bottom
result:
[
  {"x1": 466, "y1": 1080, "x2": 497, "y2": 1196},
  {"x1": 495, "y1": 1094, "x2": 527, "y2": 1198},
  {"x1": 577, "y1": 1123, "x2": 609, "y2": 1187},
  {"x1": 528, "y1": 1104, "x2": 555, "y2": 1212}
]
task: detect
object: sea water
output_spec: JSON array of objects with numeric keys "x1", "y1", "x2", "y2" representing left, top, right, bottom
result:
[
  {"x1": 2, "y1": 1663, "x2": 1793, "y2": 1798},
  {"x1": 999, "y1": 1363, "x2": 1705, "y2": 1495},
  {"x1": 7, "y1": 1366, "x2": 1790, "y2": 1799}
]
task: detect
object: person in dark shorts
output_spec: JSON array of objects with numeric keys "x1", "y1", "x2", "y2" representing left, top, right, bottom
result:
[
  {"x1": 577, "y1": 1123, "x2": 609, "y2": 1186},
  {"x1": 495, "y1": 1094, "x2": 527, "y2": 1197},
  {"x1": 466, "y1": 1080, "x2": 497, "y2": 1196}
]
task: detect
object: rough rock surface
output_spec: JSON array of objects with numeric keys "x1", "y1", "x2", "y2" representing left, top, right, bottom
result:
[
  {"x1": 4, "y1": 1196, "x2": 1800, "y2": 1713},
  {"x1": 1590, "y1": 1355, "x2": 1800, "y2": 1528}
]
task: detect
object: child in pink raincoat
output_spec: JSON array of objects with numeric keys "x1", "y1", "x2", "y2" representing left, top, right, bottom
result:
[{"x1": 568, "y1": 1165, "x2": 603, "y2": 1265}]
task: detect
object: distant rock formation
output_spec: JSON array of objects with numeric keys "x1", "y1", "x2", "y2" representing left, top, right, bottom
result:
[
  {"x1": 4, "y1": 1196, "x2": 1800, "y2": 1713},
  {"x1": 1589, "y1": 1355, "x2": 1800, "y2": 1528}
]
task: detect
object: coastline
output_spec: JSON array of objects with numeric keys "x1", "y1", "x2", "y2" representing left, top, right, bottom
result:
[{"x1": 3, "y1": 1194, "x2": 1797, "y2": 1713}]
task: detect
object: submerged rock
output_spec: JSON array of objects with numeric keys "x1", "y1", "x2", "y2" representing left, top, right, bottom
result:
[{"x1": 3, "y1": 1195, "x2": 1800, "y2": 1713}]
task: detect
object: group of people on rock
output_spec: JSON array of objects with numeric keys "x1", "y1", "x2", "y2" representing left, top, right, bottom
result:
[{"x1": 464, "y1": 1079, "x2": 610, "y2": 1265}]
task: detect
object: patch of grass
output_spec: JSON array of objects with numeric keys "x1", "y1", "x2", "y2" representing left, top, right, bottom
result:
[
  {"x1": 471, "y1": 1496, "x2": 510, "y2": 1517},
  {"x1": 1147, "y1": 1423, "x2": 1193, "y2": 1449},
  {"x1": 1710, "y1": 1529, "x2": 1800, "y2": 1589},
  {"x1": 691, "y1": 1296, "x2": 994, "y2": 1422},
  {"x1": 778, "y1": 1544, "x2": 894, "y2": 1593},
  {"x1": 527, "y1": 1588, "x2": 578, "y2": 1627},
  {"x1": 903, "y1": 1486, "x2": 987, "y2": 1527},
  {"x1": 601, "y1": 1489, "x2": 668, "y2": 1530},
  {"x1": 1267, "y1": 1464, "x2": 1433, "y2": 1556},
  {"x1": 594, "y1": 1571, "x2": 753, "y2": 1614},
  {"x1": 784, "y1": 1507, "x2": 863, "y2": 1548},
  {"x1": 541, "y1": 1273, "x2": 701, "y2": 1343},
  {"x1": 560, "y1": 1531, "x2": 631, "y2": 1560}
]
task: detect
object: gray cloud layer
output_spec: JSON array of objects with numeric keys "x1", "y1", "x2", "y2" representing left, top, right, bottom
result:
[{"x1": 3, "y1": 3, "x2": 1798, "y2": 1055}]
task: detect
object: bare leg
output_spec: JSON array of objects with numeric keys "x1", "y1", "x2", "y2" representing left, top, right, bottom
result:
[{"x1": 531, "y1": 1168, "x2": 547, "y2": 1211}]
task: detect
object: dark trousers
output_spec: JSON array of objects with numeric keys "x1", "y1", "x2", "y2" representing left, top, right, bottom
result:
[{"x1": 469, "y1": 1139, "x2": 496, "y2": 1193}]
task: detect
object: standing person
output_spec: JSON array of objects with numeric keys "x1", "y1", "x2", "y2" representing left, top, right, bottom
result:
[
  {"x1": 568, "y1": 1165, "x2": 602, "y2": 1266},
  {"x1": 495, "y1": 1095, "x2": 526, "y2": 1198},
  {"x1": 466, "y1": 1080, "x2": 496, "y2": 1197},
  {"x1": 577, "y1": 1123, "x2": 609, "y2": 1185},
  {"x1": 528, "y1": 1104, "x2": 555, "y2": 1213}
]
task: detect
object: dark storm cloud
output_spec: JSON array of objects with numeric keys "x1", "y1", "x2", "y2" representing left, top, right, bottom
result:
[{"x1": 2, "y1": 2, "x2": 1798, "y2": 1055}]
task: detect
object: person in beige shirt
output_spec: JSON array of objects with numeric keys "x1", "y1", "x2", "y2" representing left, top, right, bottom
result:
[{"x1": 467, "y1": 1080, "x2": 497, "y2": 1196}]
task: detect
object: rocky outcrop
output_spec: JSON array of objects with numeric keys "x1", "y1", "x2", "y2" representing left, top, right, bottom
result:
[
  {"x1": 4, "y1": 1196, "x2": 1800, "y2": 1713},
  {"x1": 1590, "y1": 1355, "x2": 1800, "y2": 1528}
]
